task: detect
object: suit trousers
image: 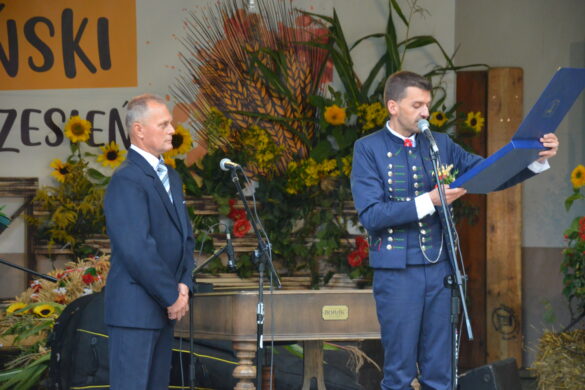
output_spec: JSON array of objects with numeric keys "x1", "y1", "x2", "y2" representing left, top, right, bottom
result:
[
  {"x1": 373, "y1": 260, "x2": 453, "y2": 390},
  {"x1": 108, "y1": 324, "x2": 173, "y2": 390}
]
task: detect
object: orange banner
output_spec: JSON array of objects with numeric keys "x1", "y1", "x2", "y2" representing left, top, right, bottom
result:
[{"x1": 0, "y1": 0, "x2": 136, "y2": 90}]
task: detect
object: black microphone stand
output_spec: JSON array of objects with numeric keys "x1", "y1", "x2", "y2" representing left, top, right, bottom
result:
[
  {"x1": 0, "y1": 257, "x2": 57, "y2": 283},
  {"x1": 425, "y1": 138, "x2": 473, "y2": 390},
  {"x1": 0, "y1": 214, "x2": 56, "y2": 283},
  {"x1": 228, "y1": 166, "x2": 281, "y2": 390}
]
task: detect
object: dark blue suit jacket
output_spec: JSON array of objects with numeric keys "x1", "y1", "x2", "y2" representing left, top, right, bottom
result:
[{"x1": 104, "y1": 149, "x2": 195, "y2": 329}]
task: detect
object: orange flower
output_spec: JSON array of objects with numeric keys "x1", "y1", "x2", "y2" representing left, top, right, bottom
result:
[{"x1": 324, "y1": 104, "x2": 346, "y2": 126}]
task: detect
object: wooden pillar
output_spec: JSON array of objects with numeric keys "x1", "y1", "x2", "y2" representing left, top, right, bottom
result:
[
  {"x1": 486, "y1": 67, "x2": 524, "y2": 365},
  {"x1": 456, "y1": 70, "x2": 488, "y2": 369},
  {"x1": 301, "y1": 340, "x2": 326, "y2": 390},
  {"x1": 233, "y1": 341, "x2": 257, "y2": 390}
]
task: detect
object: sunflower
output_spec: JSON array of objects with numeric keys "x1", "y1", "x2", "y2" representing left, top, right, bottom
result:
[
  {"x1": 50, "y1": 159, "x2": 71, "y2": 183},
  {"x1": 324, "y1": 104, "x2": 346, "y2": 126},
  {"x1": 465, "y1": 111, "x2": 485, "y2": 133},
  {"x1": 33, "y1": 304, "x2": 56, "y2": 317},
  {"x1": 429, "y1": 111, "x2": 448, "y2": 127},
  {"x1": 97, "y1": 141, "x2": 126, "y2": 168},
  {"x1": 167, "y1": 124, "x2": 193, "y2": 157},
  {"x1": 6, "y1": 302, "x2": 27, "y2": 315},
  {"x1": 571, "y1": 164, "x2": 585, "y2": 189},
  {"x1": 163, "y1": 153, "x2": 176, "y2": 168},
  {"x1": 64, "y1": 115, "x2": 92, "y2": 143}
]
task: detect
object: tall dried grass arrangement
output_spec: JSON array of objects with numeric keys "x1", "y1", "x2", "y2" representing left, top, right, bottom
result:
[{"x1": 172, "y1": 0, "x2": 328, "y2": 176}]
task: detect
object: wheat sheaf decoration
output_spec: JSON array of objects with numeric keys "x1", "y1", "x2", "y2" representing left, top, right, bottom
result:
[{"x1": 172, "y1": 0, "x2": 330, "y2": 177}]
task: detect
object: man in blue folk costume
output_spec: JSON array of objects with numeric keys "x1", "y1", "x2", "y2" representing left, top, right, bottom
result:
[{"x1": 350, "y1": 71, "x2": 559, "y2": 390}]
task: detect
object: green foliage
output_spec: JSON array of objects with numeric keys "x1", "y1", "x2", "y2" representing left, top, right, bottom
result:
[
  {"x1": 252, "y1": 175, "x2": 358, "y2": 281},
  {"x1": 0, "y1": 352, "x2": 50, "y2": 390},
  {"x1": 303, "y1": 0, "x2": 483, "y2": 108},
  {"x1": 565, "y1": 188, "x2": 585, "y2": 211}
]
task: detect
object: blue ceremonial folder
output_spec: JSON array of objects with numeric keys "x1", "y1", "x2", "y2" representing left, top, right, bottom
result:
[{"x1": 451, "y1": 67, "x2": 585, "y2": 194}]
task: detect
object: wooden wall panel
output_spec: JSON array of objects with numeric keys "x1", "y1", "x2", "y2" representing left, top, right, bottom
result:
[{"x1": 486, "y1": 68, "x2": 524, "y2": 365}]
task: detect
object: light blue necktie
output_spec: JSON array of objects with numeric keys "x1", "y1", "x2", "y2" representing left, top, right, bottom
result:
[{"x1": 156, "y1": 160, "x2": 173, "y2": 203}]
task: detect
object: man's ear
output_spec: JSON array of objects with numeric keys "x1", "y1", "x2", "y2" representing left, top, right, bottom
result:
[
  {"x1": 131, "y1": 122, "x2": 143, "y2": 140},
  {"x1": 387, "y1": 99, "x2": 398, "y2": 117}
]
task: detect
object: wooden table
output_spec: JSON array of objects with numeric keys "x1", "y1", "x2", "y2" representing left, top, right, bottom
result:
[{"x1": 175, "y1": 289, "x2": 380, "y2": 390}]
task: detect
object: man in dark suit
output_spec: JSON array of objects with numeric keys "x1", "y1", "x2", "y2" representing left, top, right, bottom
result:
[
  {"x1": 104, "y1": 94, "x2": 195, "y2": 390},
  {"x1": 350, "y1": 71, "x2": 559, "y2": 390}
]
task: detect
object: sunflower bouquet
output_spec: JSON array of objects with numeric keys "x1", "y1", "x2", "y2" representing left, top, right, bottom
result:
[
  {"x1": 26, "y1": 116, "x2": 128, "y2": 259},
  {"x1": 560, "y1": 164, "x2": 585, "y2": 328}
]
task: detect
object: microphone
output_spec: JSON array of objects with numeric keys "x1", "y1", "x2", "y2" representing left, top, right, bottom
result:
[
  {"x1": 417, "y1": 119, "x2": 439, "y2": 154},
  {"x1": 226, "y1": 231, "x2": 237, "y2": 272},
  {"x1": 219, "y1": 158, "x2": 240, "y2": 171}
]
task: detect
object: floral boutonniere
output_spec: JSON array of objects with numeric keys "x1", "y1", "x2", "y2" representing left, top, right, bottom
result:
[{"x1": 435, "y1": 164, "x2": 458, "y2": 185}]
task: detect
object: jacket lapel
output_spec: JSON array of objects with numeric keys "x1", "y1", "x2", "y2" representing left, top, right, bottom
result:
[
  {"x1": 128, "y1": 150, "x2": 182, "y2": 233},
  {"x1": 418, "y1": 134, "x2": 437, "y2": 185},
  {"x1": 169, "y1": 171, "x2": 188, "y2": 238}
]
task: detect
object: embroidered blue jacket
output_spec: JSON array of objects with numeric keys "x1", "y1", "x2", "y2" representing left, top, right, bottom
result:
[{"x1": 351, "y1": 128, "x2": 534, "y2": 269}]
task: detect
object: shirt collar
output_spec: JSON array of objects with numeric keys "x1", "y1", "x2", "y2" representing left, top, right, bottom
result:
[
  {"x1": 130, "y1": 144, "x2": 162, "y2": 171},
  {"x1": 385, "y1": 121, "x2": 417, "y2": 147}
]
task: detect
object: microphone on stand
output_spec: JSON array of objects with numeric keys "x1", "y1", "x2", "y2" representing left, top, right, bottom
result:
[
  {"x1": 417, "y1": 119, "x2": 439, "y2": 154},
  {"x1": 226, "y1": 230, "x2": 237, "y2": 272},
  {"x1": 219, "y1": 158, "x2": 241, "y2": 171}
]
